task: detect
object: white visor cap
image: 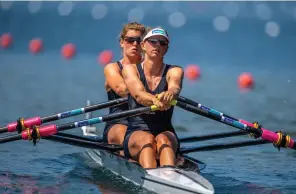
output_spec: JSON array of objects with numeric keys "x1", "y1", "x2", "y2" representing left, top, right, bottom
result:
[{"x1": 143, "y1": 28, "x2": 170, "y2": 43}]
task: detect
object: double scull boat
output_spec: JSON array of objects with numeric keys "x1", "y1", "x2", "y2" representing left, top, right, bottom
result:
[{"x1": 81, "y1": 101, "x2": 215, "y2": 194}]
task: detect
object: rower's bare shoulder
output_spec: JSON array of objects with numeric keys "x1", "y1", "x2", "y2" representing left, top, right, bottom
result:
[
  {"x1": 104, "y1": 62, "x2": 119, "y2": 69},
  {"x1": 104, "y1": 62, "x2": 122, "y2": 78},
  {"x1": 122, "y1": 63, "x2": 137, "y2": 70},
  {"x1": 169, "y1": 64, "x2": 183, "y2": 71},
  {"x1": 167, "y1": 65, "x2": 184, "y2": 76},
  {"x1": 122, "y1": 64, "x2": 139, "y2": 78}
]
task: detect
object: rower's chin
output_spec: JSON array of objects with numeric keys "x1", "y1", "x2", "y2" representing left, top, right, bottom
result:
[
  {"x1": 128, "y1": 52, "x2": 140, "y2": 58},
  {"x1": 148, "y1": 54, "x2": 161, "y2": 60}
]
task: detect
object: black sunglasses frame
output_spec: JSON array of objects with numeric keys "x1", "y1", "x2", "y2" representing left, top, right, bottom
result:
[
  {"x1": 123, "y1": 36, "x2": 141, "y2": 44},
  {"x1": 147, "y1": 38, "x2": 168, "y2": 46}
]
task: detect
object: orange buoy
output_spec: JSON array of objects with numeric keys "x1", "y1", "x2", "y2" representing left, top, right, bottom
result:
[
  {"x1": 29, "y1": 38, "x2": 43, "y2": 54},
  {"x1": 0, "y1": 33, "x2": 13, "y2": 48},
  {"x1": 185, "y1": 64, "x2": 200, "y2": 80},
  {"x1": 98, "y1": 50, "x2": 113, "y2": 66},
  {"x1": 61, "y1": 43, "x2": 76, "y2": 59},
  {"x1": 238, "y1": 72, "x2": 254, "y2": 89}
]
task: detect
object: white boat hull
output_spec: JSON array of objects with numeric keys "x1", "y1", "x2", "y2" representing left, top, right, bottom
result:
[{"x1": 84, "y1": 147, "x2": 214, "y2": 194}]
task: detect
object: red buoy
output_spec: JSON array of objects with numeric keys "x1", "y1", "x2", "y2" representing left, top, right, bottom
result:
[
  {"x1": 98, "y1": 50, "x2": 113, "y2": 66},
  {"x1": 185, "y1": 64, "x2": 200, "y2": 80},
  {"x1": 0, "y1": 33, "x2": 13, "y2": 48},
  {"x1": 29, "y1": 38, "x2": 43, "y2": 54},
  {"x1": 238, "y1": 72, "x2": 254, "y2": 89},
  {"x1": 61, "y1": 43, "x2": 76, "y2": 59}
]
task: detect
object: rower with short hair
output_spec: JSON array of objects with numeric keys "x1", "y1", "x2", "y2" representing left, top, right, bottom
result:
[
  {"x1": 103, "y1": 22, "x2": 146, "y2": 150},
  {"x1": 122, "y1": 26, "x2": 184, "y2": 168}
]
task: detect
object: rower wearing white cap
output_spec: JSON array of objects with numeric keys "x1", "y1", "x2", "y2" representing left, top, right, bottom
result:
[{"x1": 122, "y1": 27, "x2": 184, "y2": 168}]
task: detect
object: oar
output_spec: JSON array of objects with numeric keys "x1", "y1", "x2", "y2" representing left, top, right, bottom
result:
[
  {"x1": 179, "y1": 130, "x2": 249, "y2": 143},
  {"x1": 44, "y1": 135, "x2": 122, "y2": 152},
  {"x1": 176, "y1": 96, "x2": 296, "y2": 150},
  {"x1": 54, "y1": 130, "x2": 250, "y2": 145},
  {"x1": 49, "y1": 133, "x2": 268, "y2": 154},
  {"x1": 0, "y1": 100, "x2": 177, "y2": 144},
  {"x1": 180, "y1": 139, "x2": 269, "y2": 153},
  {"x1": 0, "y1": 95, "x2": 190, "y2": 134},
  {"x1": 57, "y1": 130, "x2": 250, "y2": 144},
  {"x1": 0, "y1": 97, "x2": 128, "y2": 134},
  {"x1": 55, "y1": 132, "x2": 102, "y2": 142}
]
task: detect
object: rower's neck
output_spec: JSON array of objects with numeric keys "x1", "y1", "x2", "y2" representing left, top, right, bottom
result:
[
  {"x1": 142, "y1": 57, "x2": 164, "y2": 77},
  {"x1": 121, "y1": 55, "x2": 142, "y2": 65}
]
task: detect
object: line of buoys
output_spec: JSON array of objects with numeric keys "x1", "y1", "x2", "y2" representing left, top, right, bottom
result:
[
  {"x1": 184, "y1": 64, "x2": 254, "y2": 90},
  {"x1": 1, "y1": 32, "x2": 255, "y2": 90}
]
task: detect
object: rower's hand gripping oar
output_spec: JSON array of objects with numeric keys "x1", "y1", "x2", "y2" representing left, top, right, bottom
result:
[
  {"x1": 0, "y1": 97, "x2": 128, "y2": 134},
  {"x1": 176, "y1": 96, "x2": 295, "y2": 151},
  {"x1": 0, "y1": 100, "x2": 177, "y2": 145}
]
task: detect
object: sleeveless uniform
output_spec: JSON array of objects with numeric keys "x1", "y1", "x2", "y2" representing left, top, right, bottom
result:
[
  {"x1": 123, "y1": 63, "x2": 180, "y2": 158},
  {"x1": 103, "y1": 61, "x2": 129, "y2": 143}
]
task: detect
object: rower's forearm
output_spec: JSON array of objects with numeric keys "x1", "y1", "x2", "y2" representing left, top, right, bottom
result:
[
  {"x1": 168, "y1": 85, "x2": 181, "y2": 97},
  {"x1": 134, "y1": 91, "x2": 156, "y2": 106},
  {"x1": 115, "y1": 83, "x2": 129, "y2": 97}
]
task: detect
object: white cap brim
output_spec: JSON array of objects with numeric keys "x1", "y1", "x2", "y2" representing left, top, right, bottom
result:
[{"x1": 143, "y1": 28, "x2": 169, "y2": 42}]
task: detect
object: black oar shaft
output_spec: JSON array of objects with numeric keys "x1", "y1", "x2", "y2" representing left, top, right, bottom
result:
[
  {"x1": 181, "y1": 139, "x2": 270, "y2": 153},
  {"x1": 41, "y1": 97, "x2": 128, "y2": 123},
  {"x1": 179, "y1": 130, "x2": 249, "y2": 143},
  {"x1": 0, "y1": 97, "x2": 128, "y2": 134},
  {"x1": 177, "y1": 97, "x2": 296, "y2": 150},
  {"x1": 55, "y1": 132, "x2": 102, "y2": 142},
  {"x1": 44, "y1": 135, "x2": 122, "y2": 151},
  {"x1": 0, "y1": 126, "x2": 6, "y2": 132},
  {"x1": 0, "y1": 134, "x2": 22, "y2": 143},
  {"x1": 177, "y1": 96, "x2": 238, "y2": 121},
  {"x1": 176, "y1": 101, "x2": 261, "y2": 135},
  {"x1": 0, "y1": 104, "x2": 155, "y2": 144},
  {"x1": 58, "y1": 130, "x2": 250, "y2": 144},
  {"x1": 48, "y1": 134, "x2": 268, "y2": 154},
  {"x1": 55, "y1": 106, "x2": 151, "y2": 131}
]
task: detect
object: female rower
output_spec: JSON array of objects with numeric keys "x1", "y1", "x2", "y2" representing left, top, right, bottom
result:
[
  {"x1": 122, "y1": 27, "x2": 184, "y2": 168},
  {"x1": 103, "y1": 22, "x2": 146, "y2": 147}
]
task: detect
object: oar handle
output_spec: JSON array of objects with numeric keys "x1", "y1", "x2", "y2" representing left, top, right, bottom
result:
[{"x1": 151, "y1": 99, "x2": 177, "y2": 111}]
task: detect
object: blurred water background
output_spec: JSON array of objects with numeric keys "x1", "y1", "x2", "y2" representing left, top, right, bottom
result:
[{"x1": 1, "y1": 1, "x2": 296, "y2": 194}]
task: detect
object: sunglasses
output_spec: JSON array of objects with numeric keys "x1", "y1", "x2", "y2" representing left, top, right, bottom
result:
[
  {"x1": 123, "y1": 36, "x2": 141, "y2": 44},
  {"x1": 147, "y1": 38, "x2": 168, "y2": 46}
]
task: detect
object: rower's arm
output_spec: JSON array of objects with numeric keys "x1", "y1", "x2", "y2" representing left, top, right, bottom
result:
[
  {"x1": 166, "y1": 66, "x2": 184, "y2": 97},
  {"x1": 122, "y1": 65, "x2": 157, "y2": 106},
  {"x1": 104, "y1": 63, "x2": 129, "y2": 97}
]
